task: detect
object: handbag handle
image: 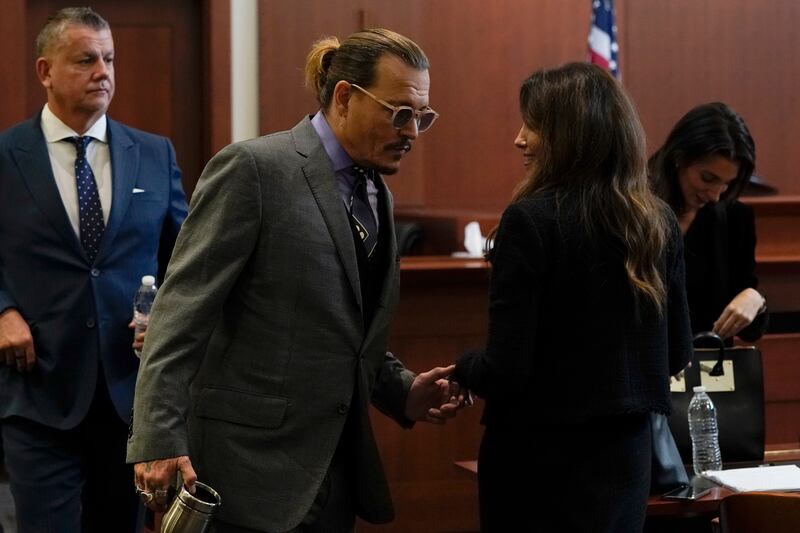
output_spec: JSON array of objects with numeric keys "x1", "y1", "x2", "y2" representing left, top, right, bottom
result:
[{"x1": 692, "y1": 331, "x2": 725, "y2": 377}]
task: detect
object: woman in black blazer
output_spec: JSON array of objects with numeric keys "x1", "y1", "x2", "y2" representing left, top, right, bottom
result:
[
  {"x1": 452, "y1": 63, "x2": 693, "y2": 532},
  {"x1": 649, "y1": 103, "x2": 768, "y2": 343}
]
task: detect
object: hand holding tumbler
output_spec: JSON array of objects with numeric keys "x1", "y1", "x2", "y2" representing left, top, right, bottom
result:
[{"x1": 161, "y1": 482, "x2": 221, "y2": 533}]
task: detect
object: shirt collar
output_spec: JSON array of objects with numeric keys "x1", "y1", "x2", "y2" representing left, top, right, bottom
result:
[
  {"x1": 310, "y1": 111, "x2": 353, "y2": 173},
  {"x1": 41, "y1": 104, "x2": 108, "y2": 144}
]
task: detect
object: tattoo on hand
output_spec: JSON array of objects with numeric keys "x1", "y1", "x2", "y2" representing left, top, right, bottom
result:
[{"x1": 145, "y1": 461, "x2": 154, "y2": 473}]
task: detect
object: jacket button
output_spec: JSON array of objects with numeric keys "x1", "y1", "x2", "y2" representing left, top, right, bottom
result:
[
  {"x1": 337, "y1": 403, "x2": 349, "y2": 415},
  {"x1": 90, "y1": 268, "x2": 100, "y2": 277},
  {"x1": 86, "y1": 318, "x2": 96, "y2": 328}
]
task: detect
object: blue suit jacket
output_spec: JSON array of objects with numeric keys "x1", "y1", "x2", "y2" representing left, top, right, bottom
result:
[{"x1": 0, "y1": 113, "x2": 188, "y2": 429}]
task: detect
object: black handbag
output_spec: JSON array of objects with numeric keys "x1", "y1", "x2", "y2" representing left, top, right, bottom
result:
[
  {"x1": 667, "y1": 331, "x2": 765, "y2": 463},
  {"x1": 650, "y1": 412, "x2": 690, "y2": 493}
]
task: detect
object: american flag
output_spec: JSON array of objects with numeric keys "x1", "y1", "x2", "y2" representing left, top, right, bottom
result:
[{"x1": 588, "y1": 0, "x2": 619, "y2": 78}]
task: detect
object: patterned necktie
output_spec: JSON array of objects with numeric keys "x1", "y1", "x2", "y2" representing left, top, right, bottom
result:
[
  {"x1": 66, "y1": 136, "x2": 105, "y2": 261},
  {"x1": 349, "y1": 165, "x2": 378, "y2": 257}
]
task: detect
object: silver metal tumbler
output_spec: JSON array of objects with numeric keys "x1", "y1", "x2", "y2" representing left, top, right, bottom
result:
[{"x1": 161, "y1": 481, "x2": 221, "y2": 533}]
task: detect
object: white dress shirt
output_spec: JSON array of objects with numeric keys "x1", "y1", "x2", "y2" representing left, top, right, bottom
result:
[{"x1": 40, "y1": 104, "x2": 112, "y2": 237}]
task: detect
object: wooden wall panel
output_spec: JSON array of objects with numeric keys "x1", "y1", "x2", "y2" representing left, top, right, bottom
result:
[
  {"x1": 0, "y1": 1, "x2": 230, "y2": 194},
  {"x1": 258, "y1": 0, "x2": 428, "y2": 206},
  {"x1": 258, "y1": 0, "x2": 800, "y2": 211},
  {"x1": 258, "y1": 0, "x2": 591, "y2": 211},
  {"x1": 111, "y1": 28, "x2": 174, "y2": 137},
  {"x1": 756, "y1": 263, "x2": 800, "y2": 313},
  {"x1": 744, "y1": 197, "x2": 800, "y2": 313},
  {"x1": 259, "y1": 0, "x2": 435, "y2": 134},
  {"x1": 420, "y1": 0, "x2": 590, "y2": 211},
  {"x1": 202, "y1": 0, "x2": 232, "y2": 158},
  {"x1": 760, "y1": 334, "x2": 800, "y2": 448},
  {"x1": 0, "y1": 0, "x2": 28, "y2": 128},
  {"x1": 765, "y1": 403, "x2": 800, "y2": 446},
  {"x1": 360, "y1": 265, "x2": 489, "y2": 532},
  {"x1": 624, "y1": 0, "x2": 800, "y2": 196},
  {"x1": 13, "y1": 0, "x2": 205, "y2": 195}
]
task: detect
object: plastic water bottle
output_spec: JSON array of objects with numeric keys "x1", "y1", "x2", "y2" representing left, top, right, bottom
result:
[
  {"x1": 133, "y1": 275, "x2": 157, "y2": 358},
  {"x1": 688, "y1": 385, "x2": 722, "y2": 475}
]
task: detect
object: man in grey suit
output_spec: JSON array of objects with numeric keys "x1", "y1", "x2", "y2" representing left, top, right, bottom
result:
[
  {"x1": 128, "y1": 28, "x2": 462, "y2": 532},
  {"x1": 0, "y1": 7, "x2": 187, "y2": 533}
]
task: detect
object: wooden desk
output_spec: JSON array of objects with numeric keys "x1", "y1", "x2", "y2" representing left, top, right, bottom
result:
[
  {"x1": 452, "y1": 459, "x2": 730, "y2": 526},
  {"x1": 647, "y1": 486, "x2": 733, "y2": 517},
  {"x1": 454, "y1": 444, "x2": 800, "y2": 519},
  {"x1": 648, "y1": 446, "x2": 800, "y2": 518},
  {"x1": 454, "y1": 459, "x2": 730, "y2": 521}
]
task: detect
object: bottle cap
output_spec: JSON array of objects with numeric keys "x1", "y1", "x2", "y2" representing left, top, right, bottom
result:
[
  {"x1": 141, "y1": 275, "x2": 156, "y2": 286},
  {"x1": 693, "y1": 386, "x2": 707, "y2": 393}
]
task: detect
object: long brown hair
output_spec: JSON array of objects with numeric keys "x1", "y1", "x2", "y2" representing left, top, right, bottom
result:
[{"x1": 508, "y1": 63, "x2": 670, "y2": 313}]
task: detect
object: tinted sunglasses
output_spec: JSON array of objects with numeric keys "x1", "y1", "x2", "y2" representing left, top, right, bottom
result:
[{"x1": 350, "y1": 83, "x2": 439, "y2": 132}]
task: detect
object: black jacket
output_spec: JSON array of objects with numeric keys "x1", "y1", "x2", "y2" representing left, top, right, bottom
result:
[
  {"x1": 684, "y1": 200, "x2": 768, "y2": 342},
  {"x1": 454, "y1": 192, "x2": 693, "y2": 425}
]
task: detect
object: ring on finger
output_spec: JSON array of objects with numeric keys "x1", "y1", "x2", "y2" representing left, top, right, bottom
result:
[{"x1": 135, "y1": 486, "x2": 154, "y2": 504}]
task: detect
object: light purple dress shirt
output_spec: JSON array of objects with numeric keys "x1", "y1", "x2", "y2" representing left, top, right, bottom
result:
[{"x1": 310, "y1": 111, "x2": 380, "y2": 231}]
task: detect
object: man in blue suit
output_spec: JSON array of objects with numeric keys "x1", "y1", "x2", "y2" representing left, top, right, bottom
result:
[{"x1": 0, "y1": 7, "x2": 188, "y2": 532}]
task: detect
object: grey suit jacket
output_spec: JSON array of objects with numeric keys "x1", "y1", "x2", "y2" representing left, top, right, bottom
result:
[{"x1": 127, "y1": 117, "x2": 415, "y2": 531}]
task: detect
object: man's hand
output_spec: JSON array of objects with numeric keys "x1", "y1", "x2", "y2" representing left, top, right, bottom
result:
[
  {"x1": 447, "y1": 379, "x2": 474, "y2": 407},
  {"x1": 404, "y1": 365, "x2": 467, "y2": 424},
  {"x1": 0, "y1": 308, "x2": 36, "y2": 372},
  {"x1": 134, "y1": 456, "x2": 197, "y2": 511},
  {"x1": 127, "y1": 319, "x2": 145, "y2": 355},
  {"x1": 713, "y1": 288, "x2": 765, "y2": 340}
]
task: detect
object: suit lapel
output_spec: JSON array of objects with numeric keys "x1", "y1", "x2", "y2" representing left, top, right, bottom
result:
[
  {"x1": 96, "y1": 118, "x2": 138, "y2": 263},
  {"x1": 293, "y1": 119, "x2": 364, "y2": 312},
  {"x1": 11, "y1": 116, "x2": 84, "y2": 258}
]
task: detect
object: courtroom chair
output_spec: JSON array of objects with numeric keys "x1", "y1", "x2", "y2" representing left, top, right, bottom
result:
[
  {"x1": 719, "y1": 492, "x2": 800, "y2": 533},
  {"x1": 395, "y1": 221, "x2": 423, "y2": 256}
]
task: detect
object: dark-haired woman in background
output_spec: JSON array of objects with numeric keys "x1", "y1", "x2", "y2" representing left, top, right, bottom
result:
[
  {"x1": 452, "y1": 63, "x2": 693, "y2": 532},
  {"x1": 649, "y1": 102, "x2": 768, "y2": 343}
]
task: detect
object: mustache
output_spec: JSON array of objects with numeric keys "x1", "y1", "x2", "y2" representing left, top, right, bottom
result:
[{"x1": 387, "y1": 141, "x2": 412, "y2": 153}]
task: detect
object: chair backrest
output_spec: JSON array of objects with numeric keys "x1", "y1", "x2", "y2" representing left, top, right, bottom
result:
[
  {"x1": 394, "y1": 221, "x2": 423, "y2": 256},
  {"x1": 719, "y1": 492, "x2": 800, "y2": 533}
]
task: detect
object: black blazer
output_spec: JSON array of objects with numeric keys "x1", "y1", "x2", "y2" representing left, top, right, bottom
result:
[
  {"x1": 684, "y1": 200, "x2": 767, "y2": 342},
  {"x1": 454, "y1": 192, "x2": 693, "y2": 426}
]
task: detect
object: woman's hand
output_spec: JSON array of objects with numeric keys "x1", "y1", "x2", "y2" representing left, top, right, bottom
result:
[{"x1": 713, "y1": 288, "x2": 765, "y2": 340}]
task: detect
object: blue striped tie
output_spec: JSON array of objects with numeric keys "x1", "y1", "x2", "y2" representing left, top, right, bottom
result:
[{"x1": 67, "y1": 136, "x2": 105, "y2": 261}]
